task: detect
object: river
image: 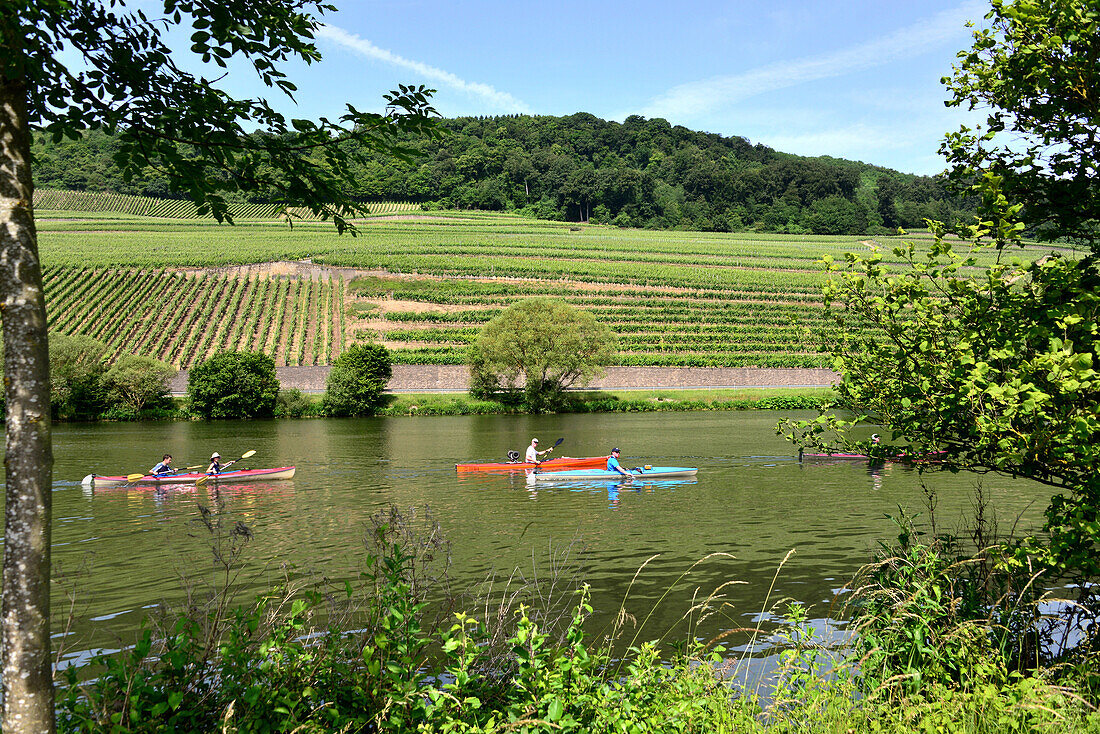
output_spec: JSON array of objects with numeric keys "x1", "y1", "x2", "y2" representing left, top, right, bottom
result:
[{"x1": 32, "y1": 411, "x2": 1047, "y2": 667}]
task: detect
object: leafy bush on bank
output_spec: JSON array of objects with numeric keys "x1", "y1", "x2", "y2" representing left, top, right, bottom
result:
[
  {"x1": 274, "y1": 389, "x2": 323, "y2": 418},
  {"x1": 323, "y1": 343, "x2": 392, "y2": 417},
  {"x1": 187, "y1": 351, "x2": 279, "y2": 419},
  {"x1": 47, "y1": 333, "x2": 176, "y2": 420}
]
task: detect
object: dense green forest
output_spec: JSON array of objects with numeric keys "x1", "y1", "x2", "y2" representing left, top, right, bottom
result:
[{"x1": 33, "y1": 113, "x2": 971, "y2": 234}]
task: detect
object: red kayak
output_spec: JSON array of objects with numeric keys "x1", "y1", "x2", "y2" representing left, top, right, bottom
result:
[{"x1": 456, "y1": 456, "x2": 609, "y2": 472}]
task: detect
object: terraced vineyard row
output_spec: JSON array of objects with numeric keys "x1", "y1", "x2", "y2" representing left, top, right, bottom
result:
[
  {"x1": 336, "y1": 264, "x2": 838, "y2": 366},
  {"x1": 35, "y1": 189, "x2": 421, "y2": 220},
  {"x1": 367, "y1": 302, "x2": 834, "y2": 367},
  {"x1": 43, "y1": 267, "x2": 346, "y2": 368}
]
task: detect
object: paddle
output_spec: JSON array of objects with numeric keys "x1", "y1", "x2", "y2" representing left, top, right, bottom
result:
[
  {"x1": 196, "y1": 450, "x2": 256, "y2": 486},
  {"x1": 534, "y1": 437, "x2": 565, "y2": 465},
  {"x1": 124, "y1": 462, "x2": 207, "y2": 483}
]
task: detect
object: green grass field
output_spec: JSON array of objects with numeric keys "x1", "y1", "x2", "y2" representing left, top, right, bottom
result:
[{"x1": 35, "y1": 189, "x2": 1071, "y2": 369}]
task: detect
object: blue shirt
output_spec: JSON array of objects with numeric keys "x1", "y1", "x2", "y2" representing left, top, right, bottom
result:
[
  {"x1": 150, "y1": 462, "x2": 172, "y2": 475},
  {"x1": 607, "y1": 456, "x2": 623, "y2": 472}
]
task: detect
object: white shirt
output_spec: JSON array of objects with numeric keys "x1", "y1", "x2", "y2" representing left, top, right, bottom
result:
[{"x1": 525, "y1": 445, "x2": 540, "y2": 462}]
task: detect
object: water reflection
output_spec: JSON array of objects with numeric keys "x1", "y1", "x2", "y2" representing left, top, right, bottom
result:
[{"x1": 517, "y1": 471, "x2": 699, "y2": 509}]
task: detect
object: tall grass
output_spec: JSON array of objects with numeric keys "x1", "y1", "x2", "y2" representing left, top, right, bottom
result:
[{"x1": 55, "y1": 504, "x2": 1100, "y2": 733}]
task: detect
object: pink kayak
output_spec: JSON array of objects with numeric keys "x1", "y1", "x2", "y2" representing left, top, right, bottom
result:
[
  {"x1": 82, "y1": 466, "x2": 296, "y2": 488},
  {"x1": 799, "y1": 450, "x2": 944, "y2": 462}
]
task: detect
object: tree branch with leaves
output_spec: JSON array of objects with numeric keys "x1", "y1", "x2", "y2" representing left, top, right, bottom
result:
[{"x1": 2, "y1": 1, "x2": 439, "y2": 729}]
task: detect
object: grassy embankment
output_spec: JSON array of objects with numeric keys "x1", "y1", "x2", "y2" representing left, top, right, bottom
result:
[{"x1": 261, "y1": 387, "x2": 837, "y2": 417}]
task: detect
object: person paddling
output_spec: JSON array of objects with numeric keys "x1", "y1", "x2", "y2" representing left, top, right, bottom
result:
[
  {"x1": 207, "y1": 451, "x2": 251, "y2": 475},
  {"x1": 149, "y1": 454, "x2": 173, "y2": 476},
  {"x1": 606, "y1": 448, "x2": 632, "y2": 478},
  {"x1": 525, "y1": 438, "x2": 554, "y2": 464}
]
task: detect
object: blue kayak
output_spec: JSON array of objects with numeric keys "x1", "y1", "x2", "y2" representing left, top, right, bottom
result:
[{"x1": 532, "y1": 466, "x2": 698, "y2": 481}]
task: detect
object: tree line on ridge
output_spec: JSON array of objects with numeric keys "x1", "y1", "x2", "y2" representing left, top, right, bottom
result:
[{"x1": 32, "y1": 113, "x2": 974, "y2": 235}]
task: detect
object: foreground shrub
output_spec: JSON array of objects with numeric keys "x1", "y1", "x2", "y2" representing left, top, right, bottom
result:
[
  {"x1": 187, "y1": 351, "x2": 279, "y2": 419},
  {"x1": 323, "y1": 343, "x2": 392, "y2": 417},
  {"x1": 846, "y1": 511, "x2": 1054, "y2": 700}
]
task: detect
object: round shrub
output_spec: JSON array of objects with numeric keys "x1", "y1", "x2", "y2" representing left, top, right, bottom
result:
[
  {"x1": 275, "y1": 388, "x2": 317, "y2": 418},
  {"x1": 49, "y1": 332, "x2": 109, "y2": 420},
  {"x1": 102, "y1": 354, "x2": 177, "y2": 415},
  {"x1": 324, "y1": 344, "x2": 392, "y2": 417},
  {"x1": 187, "y1": 351, "x2": 279, "y2": 419}
]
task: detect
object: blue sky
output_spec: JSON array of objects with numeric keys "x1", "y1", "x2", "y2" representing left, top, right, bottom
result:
[{"x1": 198, "y1": 0, "x2": 992, "y2": 176}]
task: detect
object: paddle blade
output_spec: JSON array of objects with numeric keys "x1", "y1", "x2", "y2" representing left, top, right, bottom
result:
[
  {"x1": 195, "y1": 475, "x2": 208, "y2": 486},
  {"x1": 126, "y1": 473, "x2": 146, "y2": 482},
  {"x1": 240, "y1": 450, "x2": 256, "y2": 460},
  {"x1": 553, "y1": 437, "x2": 564, "y2": 448}
]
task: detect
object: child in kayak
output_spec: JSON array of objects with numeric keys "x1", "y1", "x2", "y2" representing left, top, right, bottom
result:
[
  {"x1": 207, "y1": 452, "x2": 222, "y2": 474},
  {"x1": 149, "y1": 454, "x2": 173, "y2": 476}
]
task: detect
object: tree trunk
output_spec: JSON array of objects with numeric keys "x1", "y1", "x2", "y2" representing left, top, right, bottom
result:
[{"x1": 0, "y1": 75, "x2": 56, "y2": 734}]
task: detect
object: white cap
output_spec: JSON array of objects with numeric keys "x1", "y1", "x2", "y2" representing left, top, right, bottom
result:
[
  {"x1": 211, "y1": 452, "x2": 221, "y2": 459},
  {"x1": 532, "y1": 438, "x2": 539, "y2": 444}
]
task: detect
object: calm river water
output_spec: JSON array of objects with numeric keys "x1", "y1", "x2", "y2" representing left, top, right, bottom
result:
[{"x1": 35, "y1": 411, "x2": 1047, "y2": 666}]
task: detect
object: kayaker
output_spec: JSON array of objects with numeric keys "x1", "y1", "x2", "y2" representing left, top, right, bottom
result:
[
  {"x1": 606, "y1": 448, "x2": 632, "y2": 478},
  {"x1": 149, "y1": 454, "x2": 173, "y2": 476},
  {"x1": 525, "y1": 438, "x2": 554, "y2": 463},
  {"x1": 207, "y1": 452, "x2": 223, "y2": 475}
]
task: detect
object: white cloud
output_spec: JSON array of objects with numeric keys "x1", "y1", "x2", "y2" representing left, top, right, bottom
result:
[
  {"x1": 762, "y1": 123, "x2": 911, "y2": 156},
  {"x1": 641, "y1": 0, "x2": 986, "y2": 120},
  {"x1": 316, "y1": 25, "x2": 532, "y2": 114}
]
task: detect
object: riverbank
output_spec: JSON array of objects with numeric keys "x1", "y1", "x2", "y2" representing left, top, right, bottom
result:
[{"x1": 371, "y1": 387, "x2": 834, "y2": 417}]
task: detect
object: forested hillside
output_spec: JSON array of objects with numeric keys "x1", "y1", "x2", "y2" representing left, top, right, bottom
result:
[{"x1": 32, "y1": 113, "x2": 971, "y2": 234}]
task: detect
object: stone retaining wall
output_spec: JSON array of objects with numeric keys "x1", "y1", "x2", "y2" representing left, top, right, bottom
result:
[{"x1": 169, "y1": 365, "x2": 839, "y2": 394}]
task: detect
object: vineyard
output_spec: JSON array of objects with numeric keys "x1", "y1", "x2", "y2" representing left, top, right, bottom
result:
[
  {"x1": 34, "y1": 189, "x2": 421, "y2": 220},
  {"x1": 43, "y1": 267, "x2": 345, "y2": 368},
  {"x1": 35, "y1": 190, "x2": 1072, "y2": 368}
]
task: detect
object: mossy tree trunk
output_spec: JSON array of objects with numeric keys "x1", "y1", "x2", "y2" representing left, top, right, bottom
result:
[{"x1": 0, "y1": 67, "x2": 55, "y2": 734}]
